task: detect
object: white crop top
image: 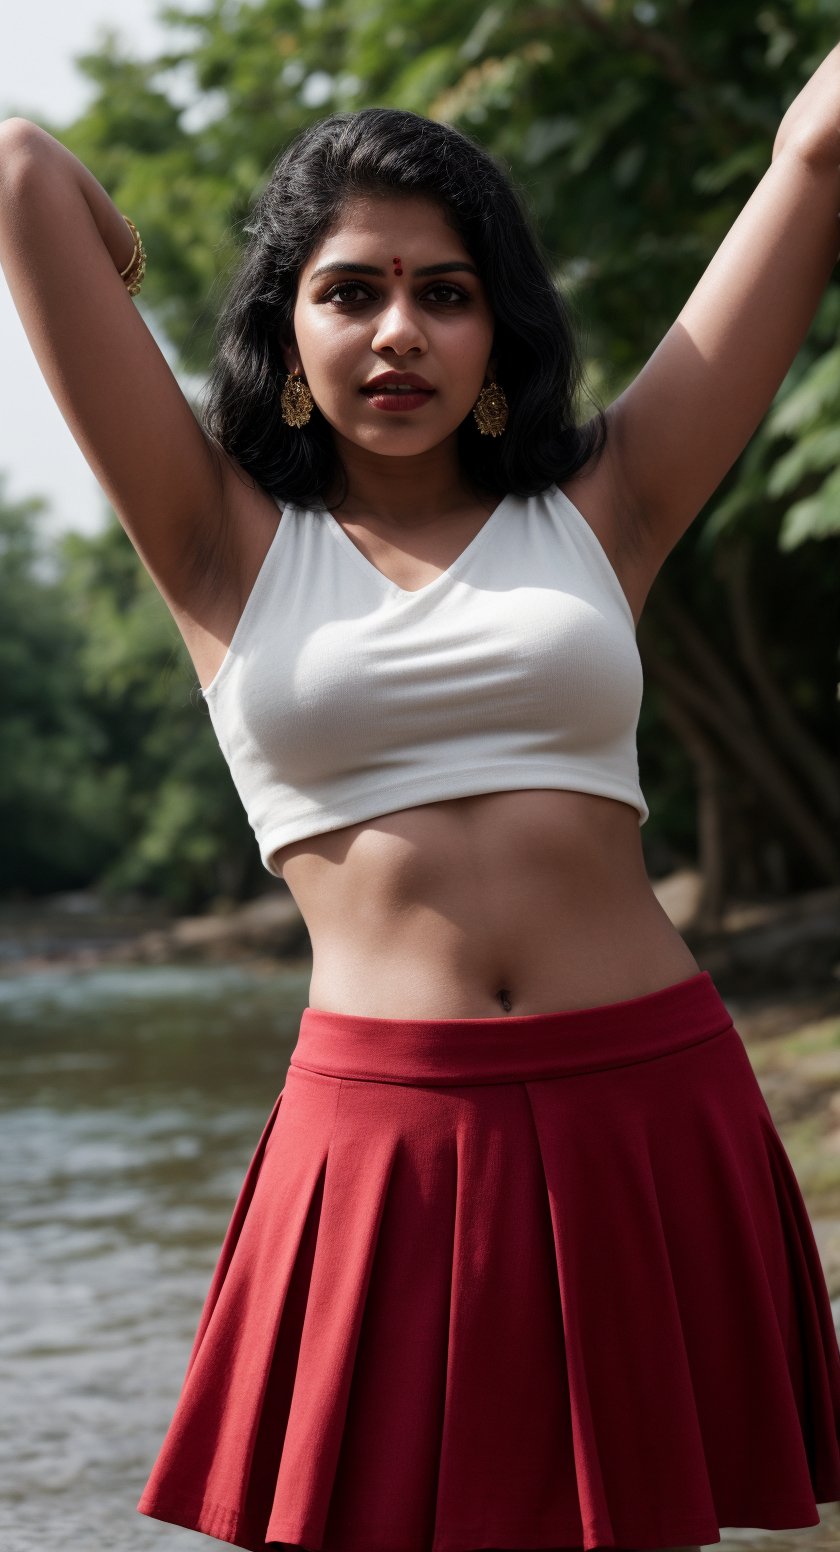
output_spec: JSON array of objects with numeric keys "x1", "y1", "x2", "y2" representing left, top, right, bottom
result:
[{"x1": 200, "y1": 483, "x2": 649, "y2": 877}]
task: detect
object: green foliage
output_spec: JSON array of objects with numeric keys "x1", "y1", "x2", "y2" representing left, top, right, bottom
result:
[
  {"x1": 0, "y1": 480, "x2": 117, "y2": 890},
  {"x1": 0, "y1": 487, "x2": 253, "y2": 908}
]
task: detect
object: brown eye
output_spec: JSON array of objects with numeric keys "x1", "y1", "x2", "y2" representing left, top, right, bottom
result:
[
  {"x1": 322, "y1": 282, "x2": 371, "y2": 304},
  {"x1": 322, "y1": 282, "x2": 468, "y2": 306},
  {"x1": 426, "y1": 284, "x2": 469, "y2": 304}
]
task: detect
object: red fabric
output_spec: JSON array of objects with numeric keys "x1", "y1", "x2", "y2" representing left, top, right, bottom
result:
[{"x1": 136, "y1": 970, "x2": 840, "y2": 1551}]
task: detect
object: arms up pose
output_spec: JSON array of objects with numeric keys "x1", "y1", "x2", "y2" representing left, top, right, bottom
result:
[
  {"x1": 1, "y1": 47, "x2": 839, "y2": 1024},
  {"x1": 2, "y1": 49, "x2": 840, "y2": 673}
]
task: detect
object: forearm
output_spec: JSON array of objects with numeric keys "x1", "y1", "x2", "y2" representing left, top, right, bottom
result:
[{"x1": 0, "y1": 117, "x2": 136, "y2": 277}]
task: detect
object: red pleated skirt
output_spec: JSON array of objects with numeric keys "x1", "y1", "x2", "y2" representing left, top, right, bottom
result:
[{"x1": 136, "y1": 970, "x2": 840, "y2": 1551}]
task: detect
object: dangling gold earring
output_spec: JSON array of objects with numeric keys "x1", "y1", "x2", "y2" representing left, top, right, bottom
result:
[
  {"x1": 472, "y1": 368, "x2": 508, "y2": 437},
  {"x1": 280, "y1": 371, "x2": 315, "y2": 428}
]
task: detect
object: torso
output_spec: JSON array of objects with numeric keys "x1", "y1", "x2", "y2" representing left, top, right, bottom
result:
[{"x1": 173, "y1": 437, "x2": 700, "y2": 1018}]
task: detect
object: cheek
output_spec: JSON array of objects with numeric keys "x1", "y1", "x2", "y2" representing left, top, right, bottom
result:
[
  {"x1": 302, "y1": 318, "x2": 362, "y2": 375},
  {"x1": 440, "y1": 316, "x2": 495, "y2": 369}
]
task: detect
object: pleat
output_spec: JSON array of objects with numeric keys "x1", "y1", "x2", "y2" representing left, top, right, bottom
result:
[
  {"x1": 757, "y1": 1106, "x2": 840, "y2": 1487},
  {"x1": 523, "y1": 1025, "x2": 840, "y2": 1550},
  {"x1": 268, "y1": 1077, "x2": 460, "y2": 1552},
  {"x1": 181, "y1": 1086, "x2": 287, "y2": 1385},
  {"x1": 430, "y1": 1082, "x2": 584, "y2": 1552},
  {"x1": 137, "y1": 1069, "x2": 342, "y2": 1549},
  {"x1": 266, "y1": 1077, "x2": 402, "y2": 1547},
  {"x1": 524, "y1": 1073, "x2": 716, "y2": 1550}
]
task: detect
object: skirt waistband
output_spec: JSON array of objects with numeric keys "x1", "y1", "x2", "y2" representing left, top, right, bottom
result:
[{"x1": 290, "y1": 970, "x2": 735, "y2": 1086}]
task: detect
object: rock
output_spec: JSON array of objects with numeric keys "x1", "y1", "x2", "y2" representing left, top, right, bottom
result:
[
  {"x1": 94, "y1": 887, "x2": 310, "y2": 965},
  {"x1": 650, "y1": 866, "x2": 704, "y2": 930}
]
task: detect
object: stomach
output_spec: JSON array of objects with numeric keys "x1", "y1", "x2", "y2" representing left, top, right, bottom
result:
[{"x1": 272, "y1": 786, "x2": 702, "y2": 1019}]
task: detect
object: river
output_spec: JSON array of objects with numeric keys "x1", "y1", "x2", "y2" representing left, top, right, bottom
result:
[{"x1": 1, "y1": 961, "x2": 838, "y2": 1551}]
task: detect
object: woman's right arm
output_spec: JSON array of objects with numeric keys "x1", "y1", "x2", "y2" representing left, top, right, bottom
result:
[{"x1": 0, "y1": 117, "x2": 233, "y2": 614}]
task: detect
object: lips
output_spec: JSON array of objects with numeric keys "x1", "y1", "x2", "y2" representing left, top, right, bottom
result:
[
  {"x1": 362, "y1": 384, "x2": 437, "y2": 414},
  {"x1": 361, "y1": 372, "x2": 435, "y2": 392},
  {"x1": 363, "y1": 386, "x2": 434, "y2": 395}
]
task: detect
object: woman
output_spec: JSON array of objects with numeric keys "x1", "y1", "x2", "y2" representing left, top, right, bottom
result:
[{"x1": 1, "y1": 73, "x2": 839, "y2": 1552}]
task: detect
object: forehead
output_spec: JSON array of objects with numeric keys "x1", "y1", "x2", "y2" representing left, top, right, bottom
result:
[{"x1": 302, "y1": 194, "x2": 470, "y2": 272}]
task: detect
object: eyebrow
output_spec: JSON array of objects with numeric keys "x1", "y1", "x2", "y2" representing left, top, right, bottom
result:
[{"x1": 308, "y1": 260, "x2": 480, "y2": 283}]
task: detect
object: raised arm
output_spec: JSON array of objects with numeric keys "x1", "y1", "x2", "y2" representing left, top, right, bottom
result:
[
  {"x1": 604, "y1": 45, "x2": 840, "y2": 569},
  {"x1": 0, "y1": 117, "x2": 232, "y2": 616}
]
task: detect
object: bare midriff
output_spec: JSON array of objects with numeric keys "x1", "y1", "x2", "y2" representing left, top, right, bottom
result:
[{"x1": 273, "y1": 786, "x2": 701, "y2": 1020}]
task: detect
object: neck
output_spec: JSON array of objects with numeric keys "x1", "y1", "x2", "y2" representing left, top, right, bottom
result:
[{"x1": 325, "y1": 433, "x2": 491, "y2": 528}]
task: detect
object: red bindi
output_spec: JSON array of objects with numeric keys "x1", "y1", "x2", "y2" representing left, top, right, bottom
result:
[{"x1": 392, "y1": 256, "x2": 403, "y2": 275}]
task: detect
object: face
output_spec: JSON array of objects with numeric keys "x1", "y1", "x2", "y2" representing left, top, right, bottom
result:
[{"x1": 283, "y1": 194, "x2": 497, "y2": 459}]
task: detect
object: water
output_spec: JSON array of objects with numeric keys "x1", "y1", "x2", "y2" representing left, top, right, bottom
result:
[
  {"x1": 0, "y1": 961, "x2": 310, "y2": 1550},
  {"x1": 1, "y1": 962, "x2": 838, "y2": 1551}
]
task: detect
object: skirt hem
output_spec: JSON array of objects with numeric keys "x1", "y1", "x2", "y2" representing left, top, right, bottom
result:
[{"x1": 137, "y1": 1490, "x2": 834, "y2": 1552}]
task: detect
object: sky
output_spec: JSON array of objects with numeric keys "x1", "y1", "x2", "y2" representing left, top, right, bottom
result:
[{"x1": 0, "y1": 1, "x2": 207, "y2": 539}]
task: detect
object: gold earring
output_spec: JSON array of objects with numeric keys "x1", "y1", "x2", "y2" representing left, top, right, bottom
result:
[
  {"x1": 280, "y1": 371, "x2": 314, "y2": 428},
  {"x1": 472, "y1": 370, "x2": 508, "y2": 437}
]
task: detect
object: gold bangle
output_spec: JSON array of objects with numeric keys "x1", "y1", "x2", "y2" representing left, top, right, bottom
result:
[{"x1": 118, "y1": 214, "x2": 147, "y2": 297}]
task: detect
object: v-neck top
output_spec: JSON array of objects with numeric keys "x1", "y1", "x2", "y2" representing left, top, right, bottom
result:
[{"x1": 200, "y1": 483, "x2": 649, "y2": 876}]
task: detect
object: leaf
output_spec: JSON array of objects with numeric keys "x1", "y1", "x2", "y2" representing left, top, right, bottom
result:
[
  {"x1": 767, "y1": 425, "x2": 840, "y2": 496},
  {"x1": 779, "y1": 471, "x2": 840, "y2": 549}
]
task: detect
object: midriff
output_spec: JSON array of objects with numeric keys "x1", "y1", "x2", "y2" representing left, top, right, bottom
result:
[{"x1": 274, "y1": 785, "x2": 701, "y2": 1020}]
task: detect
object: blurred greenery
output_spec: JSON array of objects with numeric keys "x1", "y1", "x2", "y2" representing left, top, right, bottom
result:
[
  {"x1": 2, "y1": 0, "x2": 839, "y2": 916},
  {"x1": 0, "y1": 476, "x2": 258, "y2": 908}
]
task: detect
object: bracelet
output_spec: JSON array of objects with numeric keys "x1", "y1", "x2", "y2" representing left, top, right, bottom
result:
[{"x1": 118, "y1": 213, "x2": 147, "y2": 297}]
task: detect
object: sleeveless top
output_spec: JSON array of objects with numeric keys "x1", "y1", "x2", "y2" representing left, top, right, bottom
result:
[{"x1": 200, "y1": 483, "x2": 649, "y2": 877}]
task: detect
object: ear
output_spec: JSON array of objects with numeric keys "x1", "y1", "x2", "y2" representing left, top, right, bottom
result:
[{"x1": 280, "y1": 333, "x2": 303, "y2": 377}]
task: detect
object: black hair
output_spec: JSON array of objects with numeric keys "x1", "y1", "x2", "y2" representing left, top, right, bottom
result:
[{"x1": 200, "y1": 106, "x2": 608, "y2": 509}]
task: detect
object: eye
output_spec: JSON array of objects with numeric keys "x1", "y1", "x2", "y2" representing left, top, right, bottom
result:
[
  {"x1": 424, "y1": 283, "x2": 469, "y2": 305},
  {"x1": 321, "y1": 280, "x2": 468, "y2": 304},
  {"x1": 321, "y1": 282, "x2": 374, "y2": 305}
]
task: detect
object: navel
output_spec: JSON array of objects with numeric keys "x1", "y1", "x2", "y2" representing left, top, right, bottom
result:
[{"x1": 497, "y1": 987, "x2": 513, "y2": 1013}]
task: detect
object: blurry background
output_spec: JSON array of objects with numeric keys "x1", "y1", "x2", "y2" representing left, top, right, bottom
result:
[{"x1": 1, "y1": 4, "x2": 839, "y2": 1548}]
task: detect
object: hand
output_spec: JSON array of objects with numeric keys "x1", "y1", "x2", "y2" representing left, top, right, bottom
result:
[{"x1": 773, "y1": 41, "x2": 840, "y2": 170}]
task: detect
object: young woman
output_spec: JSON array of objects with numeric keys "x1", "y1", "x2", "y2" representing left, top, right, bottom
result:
[{"x1": 2, "y1": 61, "x2": 840, "y2": 1552}]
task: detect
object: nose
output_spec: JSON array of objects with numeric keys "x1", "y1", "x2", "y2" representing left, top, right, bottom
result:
[{"x1": 370, "y1": 294, "x2": 429, "y2": 356}]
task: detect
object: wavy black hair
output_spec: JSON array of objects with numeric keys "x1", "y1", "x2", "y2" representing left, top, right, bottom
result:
[{"x1": 200, "y1": 106, "x2": 608, "y2": 509}]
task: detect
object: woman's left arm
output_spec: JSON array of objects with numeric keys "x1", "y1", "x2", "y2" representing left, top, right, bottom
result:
[{"x1": 606, "y1": 41, "x2": 840, "y2": 565}]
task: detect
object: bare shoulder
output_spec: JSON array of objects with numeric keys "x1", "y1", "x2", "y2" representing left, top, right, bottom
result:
[
  {"x1": 557, "y1": 406, "x2": 662, "y2": 630},
  {"x1": 167, "y1": 440, "x2": 284, "y2": 692}
]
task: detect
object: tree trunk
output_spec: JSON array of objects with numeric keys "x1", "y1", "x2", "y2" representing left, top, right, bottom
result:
[
  {"x1": 718, "y1": 539, "x2": 840, "y2": 823},
  {"x1": 638, "y1": 613, "x2": 840, "y2": 882},
  {"x1": 654, "y1": 684, "x2": 728, "y2": 929}
]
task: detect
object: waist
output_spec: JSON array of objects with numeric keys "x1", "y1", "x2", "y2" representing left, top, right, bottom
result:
[
  {"x1": 290, "y1": 971, "x2": 735, "y2": 1086},
  {"x1": 280, "y1": 789, "x2": 699, "y2": 1018}
]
